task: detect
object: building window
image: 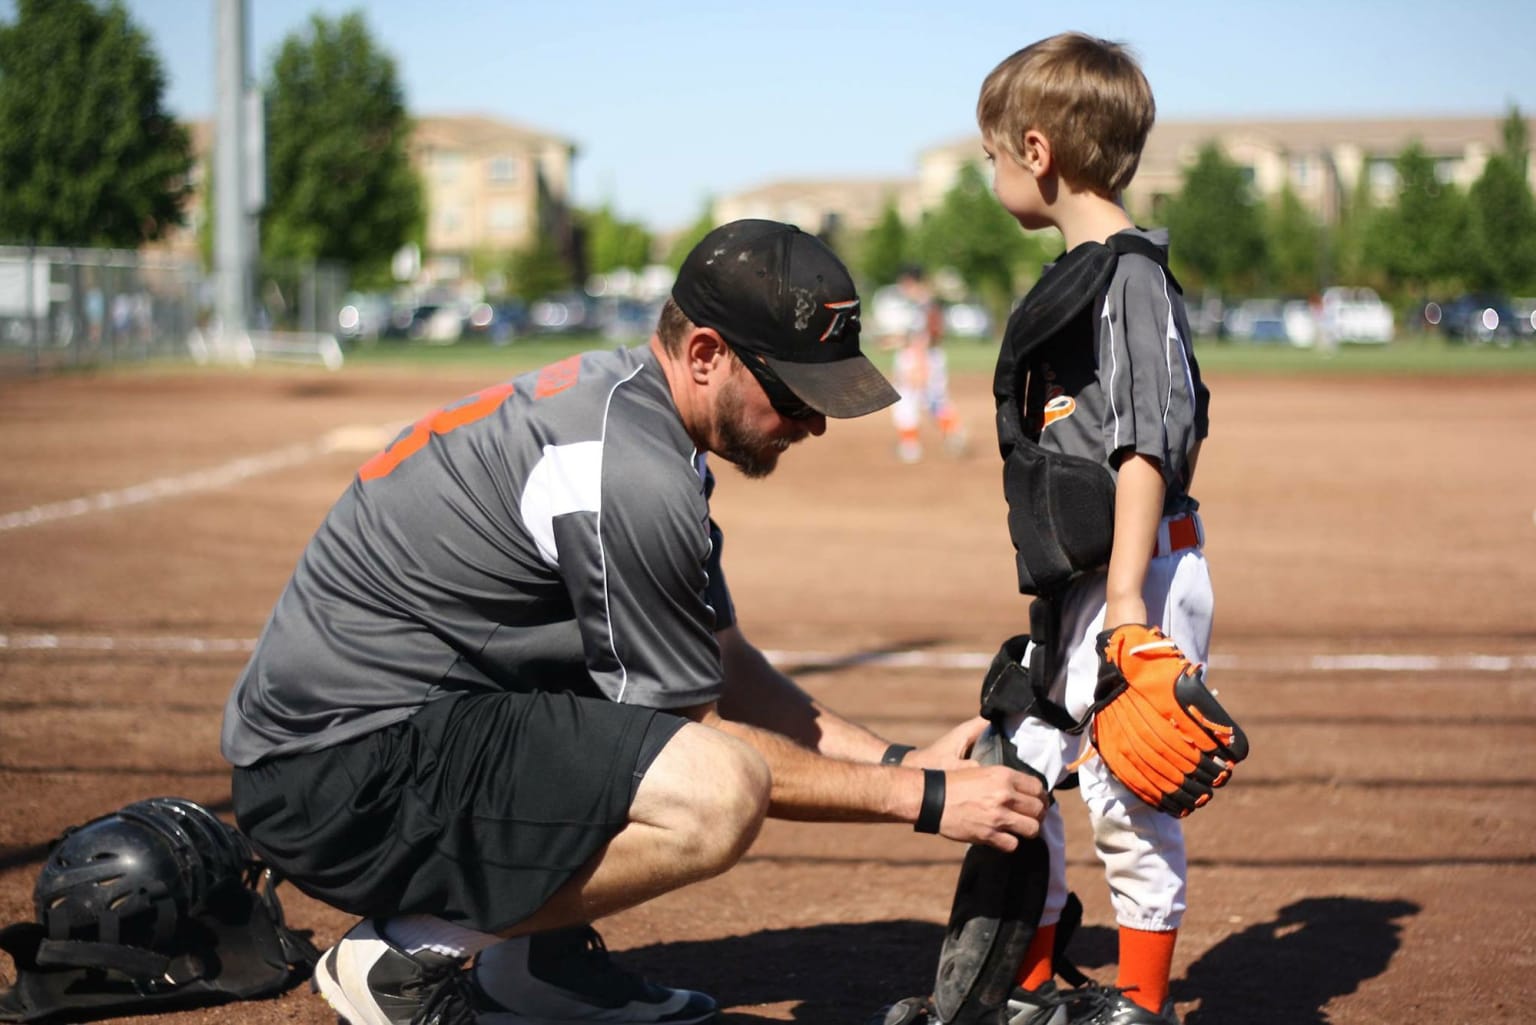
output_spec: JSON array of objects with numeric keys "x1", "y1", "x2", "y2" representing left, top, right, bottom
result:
[
  {"x1": 439, "y1": 208, "x2": 462, "y2": 233},
  {"x1": 1291, "y1": 156, "x2": 1310, "y2": 186},
  {"x1": 489, "y1": 201, "x2": 523, "y2": 233},
  {"x1": 1434, "y1": 158, "x2": 1457, "y2": 185},
  {"x1": 1238, "y1": 165, "x2": 1256, "y2": 189},
  {"x1": 434, "y1": 151, "x2": 464, "y2": 184},
  {"x1": 488, "y1": 156, "x2": 519, "y2": 185},
  {"x1": 1368, "y1": 159, "x2": 1398, "y2": 190}
]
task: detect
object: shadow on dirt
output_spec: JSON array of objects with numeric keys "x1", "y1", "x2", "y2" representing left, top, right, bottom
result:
[{"x1": 619, "y1": 896, "x2": 1419, "y2": 1025}]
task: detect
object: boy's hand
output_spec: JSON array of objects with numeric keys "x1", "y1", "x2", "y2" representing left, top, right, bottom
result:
[{"x1": 1084, "y1": 624, "x2": 1250, "y2": 817}]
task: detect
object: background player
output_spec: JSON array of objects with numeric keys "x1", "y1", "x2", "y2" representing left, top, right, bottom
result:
[{"x1": 883, "y1": 265, "x2": 968, "y2": 463}]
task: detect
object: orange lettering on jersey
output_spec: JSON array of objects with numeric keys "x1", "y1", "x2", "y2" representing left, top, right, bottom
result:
[
  {"x1": 1042, "y1": 395, "x2": 1077, "y2": 430},
  {"x1": 358, "y1": 382, "x2": 516, "y2": 482},
  {"x1": 534, "y1": 354, "x2": 582, "y2": 399}
]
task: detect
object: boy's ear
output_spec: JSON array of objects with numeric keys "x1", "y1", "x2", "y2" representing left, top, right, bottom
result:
[{"x1": 1022, "y1": 129, "x2": 1052, "y2": 178}]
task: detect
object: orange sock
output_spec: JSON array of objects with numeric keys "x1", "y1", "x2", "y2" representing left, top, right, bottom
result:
[
  {"x1": 1012, "y1": 921, "x2": 1057, "y2": 991},
  {"x1": 1116, "y1": 926, "x2": 1176, "y2": 1013}
]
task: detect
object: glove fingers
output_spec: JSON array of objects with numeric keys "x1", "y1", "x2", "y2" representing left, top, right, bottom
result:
[
  {"x1": 1093, "y1": 704, "x2": 1193, "y2": 806},
  {"x1": 1174, "y1": 669, "x2": 1250, "y2": 761}
]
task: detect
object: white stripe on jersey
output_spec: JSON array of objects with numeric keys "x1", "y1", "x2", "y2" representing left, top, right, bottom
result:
[{"x1": 520, "y1": 440, "x2": 604, "y2": 566}]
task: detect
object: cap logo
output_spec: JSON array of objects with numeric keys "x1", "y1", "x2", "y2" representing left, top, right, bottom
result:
[{"x1": 819, "y1": 299, "x2": 860, "y2": 343}]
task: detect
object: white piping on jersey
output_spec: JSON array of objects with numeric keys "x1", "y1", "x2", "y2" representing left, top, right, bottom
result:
[
  {"x1": 596, "y1": 364, "x2": 648, "y2": 704},
  {"x1": 1160, "y1": 268, "x2": 1197, "y2": 431},
  {"x1": 1103, "y1": 293, "x2": 1123, "y2": 446},
  {"x1": 516, "y1": 362, "x2": 647, "y2": 703}
]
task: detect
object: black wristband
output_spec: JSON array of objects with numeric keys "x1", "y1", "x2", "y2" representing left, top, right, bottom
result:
[
  {"x1": 881, "y1": 743, "x2": 915, "y2": 766},
  {"x1": 915, "y1": 769, "x2": 945, "y2": 834}
]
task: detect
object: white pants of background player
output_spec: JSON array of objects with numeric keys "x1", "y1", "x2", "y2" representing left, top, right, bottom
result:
[
  {"x1": 1002, "y1": 512, "x2": 1213, "y2": 933},
  {"x1": 892, "y1": 345, "x2": 961, "y2": 447}
]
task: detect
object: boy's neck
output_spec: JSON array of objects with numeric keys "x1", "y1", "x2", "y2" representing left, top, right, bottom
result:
[{"x1": 1047, "y1": 186, "x2": 1136, "y2": 251}]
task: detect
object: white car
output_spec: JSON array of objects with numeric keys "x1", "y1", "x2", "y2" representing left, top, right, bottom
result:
[{"x1": 1318, "y1": 287, "x2": 1394, "y2": 344}]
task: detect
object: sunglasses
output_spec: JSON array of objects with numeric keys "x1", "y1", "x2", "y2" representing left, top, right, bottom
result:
[{"x1": 726, "y1": 344, "x2": 819, "y2": 421}]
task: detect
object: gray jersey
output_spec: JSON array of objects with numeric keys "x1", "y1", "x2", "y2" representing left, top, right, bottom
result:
[
  {"x1": 1022, "y1": 228, "x2": 1207, "y2": 511},
  {"x1": 221, "y1": 346, "x2": 734, "y2": 766}
]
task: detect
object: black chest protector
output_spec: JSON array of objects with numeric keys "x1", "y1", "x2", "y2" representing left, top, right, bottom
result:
[{"x1": 994, "y1": 232, "x2": 1179, "y2": 597}]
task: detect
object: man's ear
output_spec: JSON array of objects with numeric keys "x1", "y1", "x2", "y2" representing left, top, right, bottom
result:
[
  {"x1": 1022, "y1": 128, "x2": 1052, "y2": 179},
  {"x1": 685, "y1": 327, "x2": 730, "y2": 384}
]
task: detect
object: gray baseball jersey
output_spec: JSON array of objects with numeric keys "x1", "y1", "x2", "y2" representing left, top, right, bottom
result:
[
  {"x1": 1022, "y1": 228, "x2": 1207, "y2": 511},
  {"x1": 221, "y1": 345, "x2": 734, "y2": 767}
]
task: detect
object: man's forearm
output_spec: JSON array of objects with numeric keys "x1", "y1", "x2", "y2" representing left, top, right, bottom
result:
[
  {"x1": 706, "y1": 711, "x2": 920, "y2": 822},
  {"x1": 716, "y1": 627, "x2": 890, "y2": 763}
]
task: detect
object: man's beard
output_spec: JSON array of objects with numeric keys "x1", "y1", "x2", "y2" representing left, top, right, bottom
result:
[{"x1": 715, "y1": 374, "x2": 796, "y2": 479}]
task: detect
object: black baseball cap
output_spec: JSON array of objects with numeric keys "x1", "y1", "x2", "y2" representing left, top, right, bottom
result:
[{"x1": 672, "y1": 219, "x2": 898, "y2": 419}]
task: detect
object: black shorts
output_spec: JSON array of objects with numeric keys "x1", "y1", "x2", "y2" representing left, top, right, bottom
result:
[{"x1": 230, "y1": 690, "x2": 685, "y2": 932}]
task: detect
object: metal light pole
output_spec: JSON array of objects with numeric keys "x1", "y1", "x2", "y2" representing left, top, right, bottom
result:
[{"x1": 213, "y1": 0, "x2": 250, "y2": 339}]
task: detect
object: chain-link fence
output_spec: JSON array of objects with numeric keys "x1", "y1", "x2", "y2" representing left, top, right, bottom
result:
[{"x1": 0, "y1": 246, "x2": 348, "y2": 376}]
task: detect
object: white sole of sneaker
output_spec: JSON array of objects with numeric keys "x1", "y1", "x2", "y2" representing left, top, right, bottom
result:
[{"x1": 313, "y1": 941, "x2": 390, "y2": 1025}]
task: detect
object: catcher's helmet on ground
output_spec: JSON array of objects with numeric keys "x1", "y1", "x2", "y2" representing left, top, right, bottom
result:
[{"x1": 32, "y1": 797, "x2": 253, "y2": 948}]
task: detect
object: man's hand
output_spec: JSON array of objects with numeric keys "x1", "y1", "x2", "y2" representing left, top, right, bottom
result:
[
  {"x1": 933, "y1": 765, "x2": 1047, "y2": 851},
  {"x1": 906, "y1": 716, "x2": 989, "y2": 770}
]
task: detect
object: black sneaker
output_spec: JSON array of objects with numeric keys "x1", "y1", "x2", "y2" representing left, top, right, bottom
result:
[
  {"x1": 471, "y1": 925, "x2": 717, "y2": 1025},
  {"x1": 1062, "y1": 985, "x2": 1179, "y2": 1025},
  {"x1": 313, "y1": 918, "x2": 472, "y2": 1025},
  {"x1": 1007, "y1": 980, "x2": 1069, "y2": 1025}
]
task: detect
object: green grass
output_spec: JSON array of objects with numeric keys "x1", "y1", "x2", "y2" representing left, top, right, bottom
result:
[{"x1": 334, "y1": 329, "x2": 1536, "y2": 377}]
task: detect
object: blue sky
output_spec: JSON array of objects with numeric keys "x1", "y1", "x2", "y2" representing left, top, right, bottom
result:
[{"x1": 19, "y1": 1, "x2": 1536, "y2": 229}]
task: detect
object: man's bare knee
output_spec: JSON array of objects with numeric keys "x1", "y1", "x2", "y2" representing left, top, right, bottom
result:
[{"x1": 634, "y1": 722, "x2": 768, "y2": 877}]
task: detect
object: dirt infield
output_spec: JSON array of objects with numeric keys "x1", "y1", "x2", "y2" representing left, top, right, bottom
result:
[{"x1": 2, "y1": 361, "x2": 1533, "y2": 1024}]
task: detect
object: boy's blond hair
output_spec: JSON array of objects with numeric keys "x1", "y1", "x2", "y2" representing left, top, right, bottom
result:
[{"x1": 977, "y1": 32, "x2": 1155, "y2": 196}]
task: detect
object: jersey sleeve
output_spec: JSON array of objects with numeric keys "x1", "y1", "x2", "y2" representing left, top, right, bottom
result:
[{"x1": 1098, "y1": 256, "x2": 1204, "y2": 489}]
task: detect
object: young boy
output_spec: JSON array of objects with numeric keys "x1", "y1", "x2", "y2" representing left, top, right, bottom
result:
[{"x1": 976, "y1": 33, "x2": 1211, "y2": 1025}]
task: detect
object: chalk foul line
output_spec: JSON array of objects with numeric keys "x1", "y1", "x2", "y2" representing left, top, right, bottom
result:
[
  {"x1": 0, "y1": 632, "x2": 1532, "y2": 674},
  {"x1": 0, "y1": 423, "x2": 402, "y2": 533}
]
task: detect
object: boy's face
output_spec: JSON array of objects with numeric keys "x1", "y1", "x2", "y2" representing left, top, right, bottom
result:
[{"x1": 983, "y1": 134, "x2": 1049, "y2": 230}]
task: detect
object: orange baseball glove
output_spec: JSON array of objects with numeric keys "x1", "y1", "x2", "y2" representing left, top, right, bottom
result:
[{"x1": 1084, "y1": 624, "x2": 1250, "y2": 817}]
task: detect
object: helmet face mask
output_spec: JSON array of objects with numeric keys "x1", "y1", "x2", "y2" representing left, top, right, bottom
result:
[{"x1": 33, "y1": 798, "x2": 252, "y2": 949}]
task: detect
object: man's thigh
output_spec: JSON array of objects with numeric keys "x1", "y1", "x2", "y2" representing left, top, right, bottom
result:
[{"x1": 232, "y1": 689, "x2": 684, "y2": 931}]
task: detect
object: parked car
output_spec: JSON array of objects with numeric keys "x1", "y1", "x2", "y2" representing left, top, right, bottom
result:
[
  {"x1": 528, "y1": 292, "x2": 596, "y2": 335},
  {"x1": 335, "y1": 292, "x2": 390, "y2": 344},
  {"x1": 1222, "y1": 299, "x2": 1290, "y2": 344},
  {"x1": 461, "y1": 300, "x2": 528, "y2": 344},
  {"x1": 1436, "y1": 293, "x2": 1518, "y2": 344},
  {"x1": 1282, "y1": 300, "x2": 1319, "y2": 348},
  {"x1": 1317, "y1": 286, "x2": 1393, "y2": 345}
]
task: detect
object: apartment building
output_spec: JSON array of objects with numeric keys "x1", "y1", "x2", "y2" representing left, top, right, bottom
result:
[
  {"x1": 713, "y1": 115, "x2": 1532, "y2": 241},
  {"x1": 410, "y1": 114, "x2": 577, "y2": 283},
  {"x1": 158, "y1": 114, "x2": 578, "y2": 285},
  {"x1": 713, "y1": 177, "x2": 921, "y2": 239}
]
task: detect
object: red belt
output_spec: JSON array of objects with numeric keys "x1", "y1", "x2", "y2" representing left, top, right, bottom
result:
[{"x1": 1156, "y1": 513, "x2": 1203, "y2": 558}]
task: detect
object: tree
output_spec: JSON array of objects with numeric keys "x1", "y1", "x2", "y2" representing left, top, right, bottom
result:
[
  {"x1": 913, "y1": 161, "x2": 1050, "y2": 317},
  {"x1": 0, "y1": 0, "x2": 191, "y2": 247},
  {"x1": 857, "y1": 200, "x2": 911, "y2": 289},
  {"x1": 582, "y1": 206, "x2": 653, "y2": 275},
  {"x1": 1264, "y1": 186, "x2": 1323, "y2": 296},
  {"x1": 665, "y1": 204, "x2": 718, "y2": 270},
  {"x1": 1464, "y1": 106, "x2": 1536, "y2": 295},
  {"x1": 1361, "y1": 143, "x2": 1467, "y2": 296},
  {"x1": 261, "y1": 12, "x2": 421, "y2": 287},
  {"x1": 505, "y1": 234, "x2": 572, "y2": 301},
  {"x1": 1161, "y1": 142, "x2": 1266, "y2": 295}
]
